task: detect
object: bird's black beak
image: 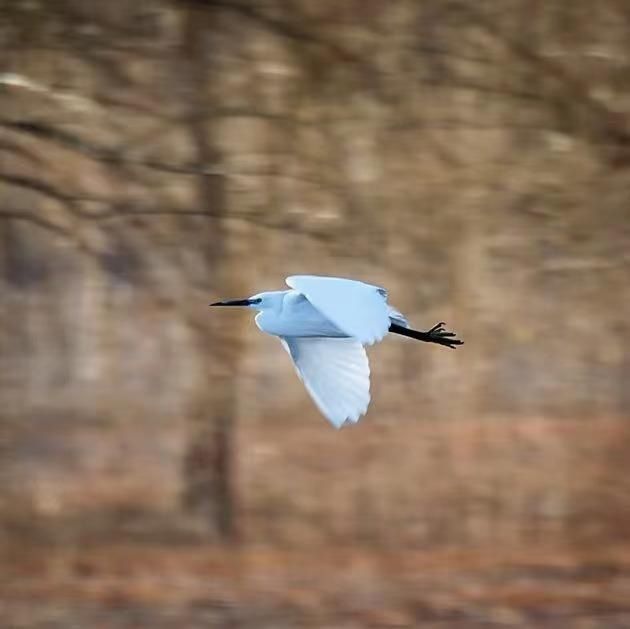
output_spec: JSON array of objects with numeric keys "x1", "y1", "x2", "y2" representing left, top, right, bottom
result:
[{"x1": 209, "y1": 298, "x2": 254, "y2": 307}]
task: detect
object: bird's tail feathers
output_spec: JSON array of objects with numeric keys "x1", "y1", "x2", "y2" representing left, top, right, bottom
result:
[{"x1": 387, "y1": 306, "x2": 408, "y2": 328}]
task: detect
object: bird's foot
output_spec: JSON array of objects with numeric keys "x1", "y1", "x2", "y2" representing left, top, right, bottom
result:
[{"x1": 424, "y1": 321, "x2": 464, "y2": 349}]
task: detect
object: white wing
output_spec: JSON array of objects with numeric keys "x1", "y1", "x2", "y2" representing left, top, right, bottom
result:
[
  {"x1": 281, "y1": 337, "x2": 370, "y2": 428},
  {"x1": 286, "y1": 275, "x2": 391, "y2": 345}
]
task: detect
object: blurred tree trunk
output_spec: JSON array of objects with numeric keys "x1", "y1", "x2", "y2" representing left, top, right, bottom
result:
[{"x1": 180, "y1": 2, "x2": 242, "y2": 541}]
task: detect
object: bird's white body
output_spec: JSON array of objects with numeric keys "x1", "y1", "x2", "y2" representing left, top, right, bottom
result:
[
  {"x1": 210, "y1": 275, "x2": 461, "y2": 428},
  {"x1": 254, "y1": 291, "x2": 348, "y2": 338}
]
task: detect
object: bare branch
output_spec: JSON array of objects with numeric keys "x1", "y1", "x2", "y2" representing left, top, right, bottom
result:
[
  {"x1": 0, "y1": 72, "x2": 96, "y2": 113},
  {"x1": 0, "y1": 139, "x2": 45, "y2": 166},
  {"x1": 449, "y1": 1, "x2": 630, "y2": 161},
  {"x1": 0, "y1": 118, "x2": 221, "y2": 176},
  {"x1": 0, "y1": 209, "x2": 75, "y2": 242},
  {"x1": 0, "y1": 172, "x2": 74, "y2": 205}
]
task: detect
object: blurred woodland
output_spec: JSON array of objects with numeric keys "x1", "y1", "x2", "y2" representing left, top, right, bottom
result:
[{"x1": 2, "y1": 1, "x2": 630, "y2": 627}]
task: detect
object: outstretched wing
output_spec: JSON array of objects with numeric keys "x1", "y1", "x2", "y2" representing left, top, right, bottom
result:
[
  {"x1": 281, "y1": 337, "x2": 370, "y2": 428},
  {"x1": 286, "y1": 275, "x2": 391, "y2": 345}
]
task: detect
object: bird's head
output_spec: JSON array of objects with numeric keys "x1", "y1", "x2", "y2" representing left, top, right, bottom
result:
[{"x1": 209, "y1": 291, "x2": 281, "y2": 311}]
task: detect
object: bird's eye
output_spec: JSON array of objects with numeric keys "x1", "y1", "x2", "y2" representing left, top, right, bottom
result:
[{"x1": 252, "y1": 298, "x2": 262, "y2": 304}]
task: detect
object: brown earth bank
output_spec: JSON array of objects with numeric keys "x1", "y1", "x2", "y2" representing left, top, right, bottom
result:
[
  {"x1": 2, "y1": 415, "x2": 630, "y2": 627},
  {"x1": 5, "y1": 417, "x2": 628, "y2": 548},
  {"x1": 3, "y1": 543, "x2": 630, "y2": 628}
]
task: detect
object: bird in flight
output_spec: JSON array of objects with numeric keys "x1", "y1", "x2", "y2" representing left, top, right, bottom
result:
[{"x1": 210, "y1": 275, "x2": 463, "y2": 428}]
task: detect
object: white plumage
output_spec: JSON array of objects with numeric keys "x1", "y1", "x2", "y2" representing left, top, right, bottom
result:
[
  {"x1": 285, "y1": 275, "x2": 391, "y2": 345},
  {"x1": 210, "y1": 275, "x2": 462, "y2": 428},
  {"x1": 281, "y1": 337, "x2": 370, "y2": 428}
]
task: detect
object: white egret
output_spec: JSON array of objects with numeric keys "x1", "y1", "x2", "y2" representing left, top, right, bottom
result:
[{"x1": 210, "y1": 275, "x2": 463, "y2": 428}]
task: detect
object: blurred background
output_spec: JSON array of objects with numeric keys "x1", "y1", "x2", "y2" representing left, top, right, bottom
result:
[{"x1": 2, "y1": 1, "x2": 630, "y2": 627}]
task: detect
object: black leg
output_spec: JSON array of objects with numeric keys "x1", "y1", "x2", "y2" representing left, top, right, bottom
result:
[{"x1": 389, "y1": 322, "x2": 464, "y2": 349}]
